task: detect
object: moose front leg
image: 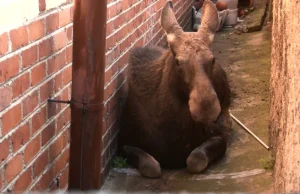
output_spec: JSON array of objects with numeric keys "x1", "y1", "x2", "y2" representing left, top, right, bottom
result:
[
  {"x1": 122, "y1": 145, "x2": 162, "y2": 178},
  {"x1": 186, "y1": 110, "x2": 231, "y2": 174}
]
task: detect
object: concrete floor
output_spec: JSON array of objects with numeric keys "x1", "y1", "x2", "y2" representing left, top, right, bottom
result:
[{"x1": 100, "y1": 13, "x2": 273, "y2": 194}]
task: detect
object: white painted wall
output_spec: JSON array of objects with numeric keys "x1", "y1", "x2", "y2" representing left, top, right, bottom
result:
[
  {"x1": 0, "y1": 0, "x2": 39, "y2": 33},
  {"x1": 46, "y1": 0, "x2": 67, "y2": 10}
]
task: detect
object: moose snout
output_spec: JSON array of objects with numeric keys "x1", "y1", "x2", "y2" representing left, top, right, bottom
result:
[{"x1": 189, "y1": 90, "x2": 221, "y2": 123}]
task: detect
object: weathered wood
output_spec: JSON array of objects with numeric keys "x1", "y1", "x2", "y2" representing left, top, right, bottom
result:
[{"x1": 270, "y1": 0, "x2": 300, "y2": 192}]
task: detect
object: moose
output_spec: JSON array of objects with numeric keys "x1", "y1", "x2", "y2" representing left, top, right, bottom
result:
[{"x1": 118, "y1": 0, "x2": 232, "y2": 178}]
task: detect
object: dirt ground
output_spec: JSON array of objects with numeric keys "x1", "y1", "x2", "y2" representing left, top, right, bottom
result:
[{"x1": 100, "y1": 16, "x2": 273, "y2": 194}]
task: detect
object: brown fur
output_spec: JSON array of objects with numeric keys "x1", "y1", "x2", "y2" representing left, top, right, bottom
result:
[{"x1": 118, "y1": 0, "x2": 231, "y2": 171}]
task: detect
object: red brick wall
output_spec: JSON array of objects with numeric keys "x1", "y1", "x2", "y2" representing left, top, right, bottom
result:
[
  {"x1": 101, "y1": 0, "x2": 193, "y2": 180},
  {"x1": 0, "y1": 1, "x2": 73, "y2": 192}
]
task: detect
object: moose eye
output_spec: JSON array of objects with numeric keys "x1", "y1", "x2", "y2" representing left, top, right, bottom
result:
[
  {"x1": 211, "y1": 58, "x2": 215, "y2": 67},
  {"x1": 204, "y1": 58, "x2": 215, "y2": 76}
]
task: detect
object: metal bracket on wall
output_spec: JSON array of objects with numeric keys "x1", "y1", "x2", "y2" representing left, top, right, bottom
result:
[
  {"x1": 47, "y1": 98, "x2": 104, "y2": 112},
  {"x1": 48, "y1": 98, "x2": 71, "y2": 104}
]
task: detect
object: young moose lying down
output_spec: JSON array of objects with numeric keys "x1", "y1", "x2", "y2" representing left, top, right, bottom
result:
[{"x1": 118, "y1": 0, "x2": 232, "y2": 178}]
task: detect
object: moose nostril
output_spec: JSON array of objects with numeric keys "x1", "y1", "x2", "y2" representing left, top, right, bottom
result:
[{"x1": 168, "y1": 1, "x2": 173, "y2": 8}]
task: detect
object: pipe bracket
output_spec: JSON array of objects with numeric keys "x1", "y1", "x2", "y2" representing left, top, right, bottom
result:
[
  {"x1": 48, "y1": 98, "x2": 104, "y2": 112},
  {"x1": 71, "y1": 98, "x2": 104, "y2": 112}
]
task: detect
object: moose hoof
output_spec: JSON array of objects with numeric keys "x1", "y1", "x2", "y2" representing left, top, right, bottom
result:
[
  {"x1": 122, "y1": 145, "x2": 162, "y2": 178},
  {"x1": 186, "y1": 151, "x2": 208, "y2": 174},
  {"x1": 139, "y1": 159, "x2": 162, "y2": 178}
]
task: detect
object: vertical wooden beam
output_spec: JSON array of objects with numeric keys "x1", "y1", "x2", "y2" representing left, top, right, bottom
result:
[{"x1": 68, "y1": 0, "x2": 106, "y2": 190}]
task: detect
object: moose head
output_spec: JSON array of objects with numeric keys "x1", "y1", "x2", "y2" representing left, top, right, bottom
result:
[{"x1": 161, "y1": 0, "x2": 221, "y2": 123}]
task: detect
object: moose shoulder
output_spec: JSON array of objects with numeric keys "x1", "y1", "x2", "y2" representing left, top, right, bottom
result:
[{"x1": 118, "y1": 0, "x2": 232, "y2": 178}]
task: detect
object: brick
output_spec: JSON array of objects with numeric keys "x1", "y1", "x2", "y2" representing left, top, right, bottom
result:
[
  {"x1": 0, "y1": 32, "x2": 9, "y2": 56},
  {"x1": 66, "y1": 45, "x2": 72, "y2": 64},
  {"x1": 39, "y1": 0, "x2": 46, "y2": 11},
  {"x1": 5, "y1": 154, "x2": 23, "y2": 183},
  {"x1": 48, "y1": 50, "x2": 66, "y2": 75},
  {"x1": 122, "y1": 0, "x2": 129, "y2": 9},
  {"x1": 42, "y1": 121, "x2": 55, "y2": 146},
  {"x1": 68, "y1": 85, "x2": 71, "y2": 99},
  {"x1": 31, "y1": 182, "x2": 41, "y2": 191},
  {"x1": 56, "y1": 114, "x2": 64, "y2": 133},
  {"x1": 47, "y1": 102, "x2": 57, "y2": 120},
  {"x1": 106, "y1": 49, "x2": 115, "y2": 67},
  {"x1": 70, "y1": 6, "x2": 74, "y2": 22},
  {"x1": 23, "y1": 91, "x2": 39, "y2": 118},
  {"x1": 102, "y1": 129, "x2": 110, "y2": 148},
  {"x1": 32, "y1": 106, "x2": 47, "y2": 134},
  {"x1": 113, "y1": 16, "x2": 124, "y2": 30},
  {"x1": 29, "y1": 19, "x2": 45, "y2": 42},
  {"x1": 13, "y1": 168, "x2": 32, "y2": 192},
  {"x1": 66, "y1": 26, "x2": 73, "y2": 42},
  {"x1": 31, "y1": 62, "x2": 46, "y2": 86},
  {"x1": 46, "y1": 13, "x2": 59, "y2": 34},
  {"x1": 106, "y1": 22, "x2": 113, "y2": 36},
  {"x1": 105, "y1": 109, "x2": 116, "y2": 130},
  {"x1": 116, "y1": 1, "x2": 123, "y2": 14},
  {"x1": 49, "y1": 179, "x2": 59, "y2": 191},
  {"x1": 59, "y1": 8, "x2": 71, "y2": 27},
  {"x1": 10, "y1": 26, "x2": 29, "y2": 51},
  {"x1": 39, "y1": 37, "x2": 54, "y2": 60},
  {"x1": 54, "y1": 147, "x2": 69, "y2": 176},
  {"x1": 1, "y1": 104, "x2": 22, "y2": 135},
  {"x1": 106, "y1": 35, "x2": 116, "y2": 51},
  {"x1": 40, "y1": 79, "x2": 54, "y2": 103},
  {"x1": 62, "y1": 127, "x2": 69, "y2": 145},
  {"x1": 12, "y1": 72, "x2": 30, "y2": 99},
  {"x1": 33, "y1": 151, "x2": 48, "y2": 178},
  {"x1": 39, "y1": 166, "x2": 55, "y2": 190},
  {"x1": 0, "y1": 139, "x2": 9, "y2": 163},
  {"x1": 0, "y1": 86, "x2": 12, "y2": 111},
  {"x1": 59, "y1": 167, "x2": 69, "y2": 189},
  {"x1": 11, "y1": 122, "x2": 30, "y2": 152},
  {"x1": 49, "y1": 134, "x2": 64, "y2": 162},
  {"x1": 63, "y1": 107, "x2": 70, "y2": 125},
  {"x1": 24, "y1": 135, "x2": 41, "y2": 164},
  {"x1": 110, "y1": 122, "x2": 119, "y2": 138},
  {"x1": 54, "y1": 30, "x2": 68, "y2": 51},
  {"x1": 108, "y1": 4, "x2": 117, "y2": 20},
  {"x1": 120, "y1": 38, "x2": 129, "y2": 52},
  {"x1": 57, "y1": 88, "x2": 68, "y2": 111},
  {"x1": 104, "y1": 88, "x2": 109, "y2": 101},
  {"x1": 54, "y1": 72, "x2": 63, "y2": 92},
  {"x1": 115, "y1": 30, "x2": 124, "y2": 44},
  {"x1": 101, "y1": 148, "x2": 109, "y2": 169},
  {"x1": 62, "y1": 66, "x2": 72, "y2": 85},
  {"x1": 65, "y1": 126, "x2": 70, "y2": 143},
  {"x1": 105, "y1": 68, "x2": 112, "y2": 85},
  {"x1": 21, "y1": 45, "x2": 38, "y2": 69},
  {"x1": 0, "y1": 55, "x2": 20, "y2": 84}
]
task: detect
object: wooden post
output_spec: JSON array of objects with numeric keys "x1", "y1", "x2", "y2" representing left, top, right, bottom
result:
[{"x1": 68, "y1": 0, "x2": 107, "y2": 190}]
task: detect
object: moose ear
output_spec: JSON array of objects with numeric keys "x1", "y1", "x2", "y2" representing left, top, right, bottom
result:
[
  {"x1": 160, "y1": 1, "x2": 183, "y2": 42},
  {"x1": 198, "y1": 0, "x2": 219, "y2": 46}
]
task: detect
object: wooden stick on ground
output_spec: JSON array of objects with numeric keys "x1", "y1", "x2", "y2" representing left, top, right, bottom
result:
[{"x1": 229, "y1": 111, "x2": 270, "y2": 151}]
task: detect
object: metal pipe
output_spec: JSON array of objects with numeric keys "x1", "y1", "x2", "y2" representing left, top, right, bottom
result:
[
  {"x1": 68, "y1": 0, "x2": 107, "y2": 190},
  {"x1": 230, "y1": 111, "x2": 270, "y2": 150}
]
